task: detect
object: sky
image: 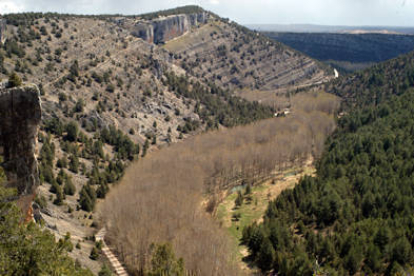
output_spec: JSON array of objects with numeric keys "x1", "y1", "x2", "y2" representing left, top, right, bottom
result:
[{"x1": 0, "y1": 0, "x2": 413, "y2": 26}]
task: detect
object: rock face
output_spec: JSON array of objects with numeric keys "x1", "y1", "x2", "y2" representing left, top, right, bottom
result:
[
  {"x1": 131, "y1": 12, "x2": 209, "y2": 44},
  {"x1": 0, "y1": 83, "x2": 42, "y2": 196},
  {"x1": 0, "y1": 19, "x2": 5, "y2": 44}
]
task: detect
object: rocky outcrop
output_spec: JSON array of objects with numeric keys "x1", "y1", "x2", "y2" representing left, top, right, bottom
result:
[
  {"x1": 131, "y1": 13, "x2": 209, "y2": 44},
  {"x1": 0, "y1": 19, "x2": 5, "y2": 44},
  {"x1": 0, "y1": 83, "x2": 42, "y2": 196}
]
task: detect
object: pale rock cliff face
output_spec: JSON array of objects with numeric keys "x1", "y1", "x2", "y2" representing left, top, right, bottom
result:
[
  {"x1": 0, "y1": 83, "x2": 41, "y2": 197},
  {"x1": 131, "y1": 12, "x2": 209, "y2": 44},
  {"x1": 0, "y1": 19, "x2": 5, "y2": 44}
]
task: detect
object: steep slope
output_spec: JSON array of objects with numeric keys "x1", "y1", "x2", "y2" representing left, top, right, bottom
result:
[
  {"x1": 243, "y1": 50, "x2": 414, "y2": 275},
  {"x1": 163, "y1": 18, "x2": 332, "y2": 94},
  {"x1": 264, "y1": 32, "x2": 414, "y2": 72}
]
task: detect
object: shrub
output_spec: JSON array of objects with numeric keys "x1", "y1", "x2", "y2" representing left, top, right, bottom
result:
[{"x1": 8, "y1": 72, "x2": 22, "y2": 88}]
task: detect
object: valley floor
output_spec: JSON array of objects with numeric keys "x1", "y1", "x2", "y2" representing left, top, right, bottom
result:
[{"x1": 216, "y1": 157, "x2": 315, "y2": 274}]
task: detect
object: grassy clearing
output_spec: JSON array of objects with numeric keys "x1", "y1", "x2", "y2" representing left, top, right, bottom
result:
[{"x1": 216, "y1": 161, "x2": 315, "y2": 272}]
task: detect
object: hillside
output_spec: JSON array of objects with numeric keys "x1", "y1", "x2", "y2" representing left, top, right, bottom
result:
[
  {"x1": 325, "y1": 50, "x2": 414, "y2": 108},
  {"x1": 264, "y1": 32, "x2": 414, "y2": 72},
  {"x1": 163, "y1": 19, "x2": 331, "y2": 94},
  {"x1": 242, "y1": 50, "x2": 414, "y2": 274}
]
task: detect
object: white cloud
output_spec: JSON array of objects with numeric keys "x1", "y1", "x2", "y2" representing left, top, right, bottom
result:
[
  {"x1": 0, "y1": 0, "x2": 25, "y2": 13},
  {"x1": 208, "y1": 0, "x2": 220, "y2": 5},
  {"x1": 0, "y1": 0, "x2": 413, "y2": 26}
]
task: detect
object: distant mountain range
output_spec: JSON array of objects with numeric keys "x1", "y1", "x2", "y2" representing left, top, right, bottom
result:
[{"x1": 247, "y1": 24, "x2": 414, "y2": 35}]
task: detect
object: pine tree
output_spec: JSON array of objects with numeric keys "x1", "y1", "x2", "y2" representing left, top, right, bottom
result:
[
  {"x1": 79, "y1": 185, "x2": 96, "y2": 212},
  {"x1": 235, "y1": 191, "x2": 244, "y2": 207},
  {"x1": 96, "y1": 183, "x2": 109, "y2": 199},
  {"x1": 53, "y1": 185, "x2": 65, "y2": 206},
  {"x1": 142, "y1": 139, "x2": 150, "y2": 157},
  {"x1": 69, "y1": 155, "x2": 79, "y2": 173},
  {"x1": 257, "y1": 239, "x2": 275, "y2": 272},
  {"x1": 66, "y1": 122, "x2": 79, "y2": 142},
  {"x1": 148, "y1": 243, "x2": 185, "y2": 276},
  {"x1": 64, "y1": 178, "x2": 76, "y2": 196}
]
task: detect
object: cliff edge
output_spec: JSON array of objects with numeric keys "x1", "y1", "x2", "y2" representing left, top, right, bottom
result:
[
  {"x1": 0, "y1": 82, "x2": 41, "y2": 200},
  {"x1": 130, "y1": 12, "x2": 210, "y2": 44}
]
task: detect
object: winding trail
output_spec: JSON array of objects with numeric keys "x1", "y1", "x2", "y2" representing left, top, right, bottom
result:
[{"x1": 96, "y1": 228, "x2": 129, "y2": 276}]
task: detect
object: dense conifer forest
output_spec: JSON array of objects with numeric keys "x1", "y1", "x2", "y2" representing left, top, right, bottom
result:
[
  {"x1": 243, "y1": 51, "x2": 414, "y2": 275},
  {"x1": 327, "y1": 51, "x2": 414, "y2": 108}
]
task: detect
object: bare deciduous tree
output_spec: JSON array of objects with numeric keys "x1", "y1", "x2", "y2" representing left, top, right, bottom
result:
[{"x1": 99, "y1": 92, "x2": 339, "y2": 275}]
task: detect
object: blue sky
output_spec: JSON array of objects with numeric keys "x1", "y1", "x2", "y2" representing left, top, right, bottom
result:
[{"x1": 0, "y1": 0, "x2": 413, "y2": 26}]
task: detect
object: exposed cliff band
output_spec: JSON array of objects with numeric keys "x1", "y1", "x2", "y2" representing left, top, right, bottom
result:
[
  {"x1": 131, "y1": 12, "x2": 209, "y2": 44},
  {"x1": 0, "y1": 82, "x2": 42, "y2": 198},
  {"x1": 0, "y1": 19, "x2": 6, "y2": 44}
]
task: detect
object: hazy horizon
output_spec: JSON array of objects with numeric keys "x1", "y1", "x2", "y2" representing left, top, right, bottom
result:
[{"x1": 0, "y1": 0, "x2": 413, "y2": 27}]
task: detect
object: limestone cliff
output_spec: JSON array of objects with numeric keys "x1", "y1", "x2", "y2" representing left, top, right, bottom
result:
[
  {"x1": 0, "y1": 19, "x2": 5, "y2": 44},
  {"x1": 0, "y1": 82, "x2": 41, "y2": 197},
  {"x1": 131, "y1": 12, "x2": 209, "y2": 44}
]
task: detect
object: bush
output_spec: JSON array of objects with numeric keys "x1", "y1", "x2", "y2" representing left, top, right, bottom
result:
[
  {"x1": 8, "y1": 72, "x2": 22, "y2": 88},
  {"x1": 65, "y1": 122, "x2": 79, "y2": 142},
  {"x1": 89, "y1": 247, "x2": 99, "y2": 260},
  {"x1": 98, "y1": 265, "x2": 113, "y2": 276}
]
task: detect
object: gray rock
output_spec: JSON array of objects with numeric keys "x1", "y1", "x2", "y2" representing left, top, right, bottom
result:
[
  {"x1": 0, "y1": 18, "x2": 5, "y2": 44},
  {"x1": 0, "y1": 83, "x2": 42, "y2": 196},
  {"x1": 131, "y1": 12, "x2": 210, "y2": 44}
]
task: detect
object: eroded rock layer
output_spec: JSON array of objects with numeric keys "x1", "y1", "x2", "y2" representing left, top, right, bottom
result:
[
  {"x1": 0, "y1": 19, "x2": 5, "y2": 44},
  {"x1": 130, "y1": 12, "x2": 209, "y2": 44},
  {"x1": 0, "y1": 83, "x2": 41, "y2": 196}
]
